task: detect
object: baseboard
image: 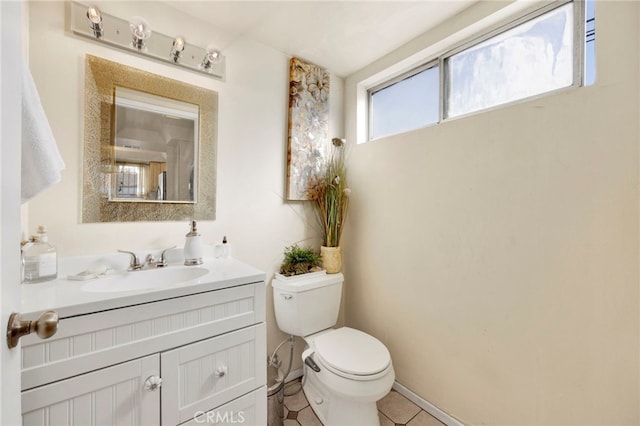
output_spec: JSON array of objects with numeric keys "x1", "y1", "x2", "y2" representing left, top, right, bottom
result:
[
  {"x1": 393, "y1": 382, "x2": 465, "y2": 426},
  {"x1": 283, "y1": 370, "x2": 463, "y2": 425}
]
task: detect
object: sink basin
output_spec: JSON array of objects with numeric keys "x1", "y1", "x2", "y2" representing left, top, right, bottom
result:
[{"x1": 81, "y1": 266, "x2": 209, "y2": 293}]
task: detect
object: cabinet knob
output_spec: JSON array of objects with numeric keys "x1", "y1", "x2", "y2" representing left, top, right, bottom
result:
[
  {"x1": 6, "y1": 311, "x2": 58, "y2": 349},
  {"x1": 144, "y1": 375, "x2": 162, "y2": 391},
  {"x1": 215, "y1": 366, "x2": 228, "y2": 378}
]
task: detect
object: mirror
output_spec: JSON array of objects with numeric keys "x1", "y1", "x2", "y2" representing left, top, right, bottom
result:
[
  {"x1": 113, "y1": 87, "x2": 198, "y2": 203},
  {"x1": 82, "y1": 55, "x2": 217, "y2": 222}
]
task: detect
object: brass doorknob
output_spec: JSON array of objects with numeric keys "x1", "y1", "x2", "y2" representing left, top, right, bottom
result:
[{"x1": 6, "y1": 311, "x2": 58, "y2": 349}]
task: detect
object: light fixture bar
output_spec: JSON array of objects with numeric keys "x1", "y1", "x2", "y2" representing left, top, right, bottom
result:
[{"x1": 70, "y1": 2, "x2": 225, "y2": 80}]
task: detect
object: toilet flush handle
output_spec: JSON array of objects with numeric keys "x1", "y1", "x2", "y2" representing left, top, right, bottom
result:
[
  {"x1": 304, "y1": 355, "x2": 321, "y2": 373},
  {"x1": 281, "y1": 293, "x2": 293, "y2": 300}
]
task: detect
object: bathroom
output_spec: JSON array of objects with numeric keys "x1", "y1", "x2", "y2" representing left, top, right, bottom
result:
[{"x1": 1, "y1": 0, "x2": 638, "y2": 425}]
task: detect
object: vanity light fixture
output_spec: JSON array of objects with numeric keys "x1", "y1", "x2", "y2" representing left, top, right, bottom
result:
[
  {"x1": 70, "y1": 2, "x2": 225, "y2": 80},
  {"x1": 170, "y1": 36, "x2": 186, "y2": 62},
  {"x1": 86, "y1": 6, "x2": 103, "y2": 38},
  {"x1": 201, "y1": 45, "x2": 221, "y2": 71},
  {"x1": 129, "y1": 16, "x2": 151, "y2": 50}
]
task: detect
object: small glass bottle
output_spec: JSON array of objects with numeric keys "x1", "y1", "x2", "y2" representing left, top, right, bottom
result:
[
  {"x1": 222, "y1": 236, "x2": 230, "y2": 258},
  {"x1": 215, "y1": 236, "x2": 230, "y2": 258},
  {"x1": 22, "y1": 225, "x2": 58, "y2": 283}
]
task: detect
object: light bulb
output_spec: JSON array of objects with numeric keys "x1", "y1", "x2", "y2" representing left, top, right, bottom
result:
[
  {"x1": 86, "y1": 6, "x2": 103, "y2": 38},
  {"x1": 129, "y1": 16, "x2": 151, "y2": 50},
  {"x1": 170, "y1": 36, "x2": 186, "y2": 62},
  {"x1": 87, "y1": 7, "x2": 101, "y2": 24},
  {"x1": 201, "y1": 45, "x2": 221, "y2": 70},
  {"x1": 173, "y1": 36, "x2": 185, "y2": 51}
]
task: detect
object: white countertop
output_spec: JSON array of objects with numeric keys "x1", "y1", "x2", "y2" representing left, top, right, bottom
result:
[{"x1": 20, "y1": 253, "x2": 265, "y2": 319}]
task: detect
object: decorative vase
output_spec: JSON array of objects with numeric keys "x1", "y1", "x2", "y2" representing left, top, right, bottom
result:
[{"x1": 320, "y1": 246, "x2": 342, "y2": 274}]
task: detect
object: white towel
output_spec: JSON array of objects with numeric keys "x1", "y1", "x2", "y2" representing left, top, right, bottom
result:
[{"x1": 21, "y1": 63, "x2": 65, "y2": 203}]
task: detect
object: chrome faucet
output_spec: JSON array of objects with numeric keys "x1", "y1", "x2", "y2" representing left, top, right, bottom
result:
[
  {"x1": 118, "y1": 250, "x2": 144, "y2": 271},
  {"x1": 118, "y1": 246, "x2": 175, "y2": 271}
]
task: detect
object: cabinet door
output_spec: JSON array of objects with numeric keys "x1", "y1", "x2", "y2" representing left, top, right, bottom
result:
[
  {"x1": 161, "y1": 324, "x2": 266, "y2": 425},
  {"x1": 183, "y1": 386, "x2": 267, "y2": 426},
  {"x1": 22, "y1": 355, "x2": 159, "y2": 426}
]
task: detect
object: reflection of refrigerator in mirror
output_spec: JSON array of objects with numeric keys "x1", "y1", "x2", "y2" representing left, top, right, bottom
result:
[{"x1": 158, "y1": 171, "x2": 167, "y2": 200}]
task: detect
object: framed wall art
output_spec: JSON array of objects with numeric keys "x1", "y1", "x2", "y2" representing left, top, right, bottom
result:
[{"x1": 285, "y1": 57, "x2": 330, "y2": 201}]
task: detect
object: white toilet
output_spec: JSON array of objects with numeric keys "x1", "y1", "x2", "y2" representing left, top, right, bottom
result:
[{"x1": 272, "y1": 272, "x2": 394, "y2": 425}]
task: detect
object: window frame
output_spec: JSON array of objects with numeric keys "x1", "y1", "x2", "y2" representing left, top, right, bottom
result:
[
  {"x1": 367, "y1": 59, "x2": 440, "y2": 140},
  {"x1": 366, "y1": 0, "x2": 587, "y2": 142}
]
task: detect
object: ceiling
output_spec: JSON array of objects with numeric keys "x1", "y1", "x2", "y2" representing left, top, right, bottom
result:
[{"x1": 163, "y1": 1, "x2": 476, "y2": 77}]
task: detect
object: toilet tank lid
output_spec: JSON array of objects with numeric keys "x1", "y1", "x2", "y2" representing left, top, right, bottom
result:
[{"x1": 272, "y1": 272, "x2": 343, "y2": 292}]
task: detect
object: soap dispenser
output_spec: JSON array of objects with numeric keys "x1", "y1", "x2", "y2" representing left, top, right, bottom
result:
[
  {"x1": 22, "y1": 225, "x2": 58, "y2": 283},
  {"x1": 183, "y1": 220, "x2": 203, "y2": 265}
]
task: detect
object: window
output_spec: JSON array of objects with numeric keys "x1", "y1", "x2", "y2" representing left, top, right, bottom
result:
[
  {"x1": 367, "y1": 0, "x2": 595, "y2": 141},
  {"x1": 584, "y1": 0, "x2": 596, "y2": 85},
  {"x1": 369, "y1": 64, "x2": 439, "y2": 139},
  {"x1": 114, "y1": 164, "x2": 147, "y2": 198},
  {"x1": 446, "y1": 3, "x2": 574, "y2": 118}
]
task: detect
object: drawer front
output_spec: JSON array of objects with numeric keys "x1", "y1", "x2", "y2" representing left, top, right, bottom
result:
[
  {"x1": 22, "y1": 354, "x2": 159, "y2": 426},
  {"x1": 22, "y1": 282, "x2": 265, "y2": 390},
  {"x1": 182, "y1": 386, "x2": 267, "y2": 426},
  {"x1": 161, "y1": 324, "x2": 266, "y2": 425}
]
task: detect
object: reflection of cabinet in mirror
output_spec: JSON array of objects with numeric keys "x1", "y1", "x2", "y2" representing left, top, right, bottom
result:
[{"x1": 113, "y1": 87, "x2": 198, "y2": 203}]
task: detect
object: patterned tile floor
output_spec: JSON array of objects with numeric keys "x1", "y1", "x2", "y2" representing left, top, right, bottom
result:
[{"x1": 282, "y1": 379, "x2": 445, "y2": 426}]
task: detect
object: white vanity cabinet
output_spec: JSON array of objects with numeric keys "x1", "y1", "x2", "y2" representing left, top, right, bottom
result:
[{"x1": 19, "y1": 265, "x2": 266, "y2": 426}]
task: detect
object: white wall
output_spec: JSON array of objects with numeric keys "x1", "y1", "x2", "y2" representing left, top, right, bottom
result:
[
  {"x1": 344, "y1": 1, "x2": 639, "y2": 424},
  {"x1": 26, "y1": 1, "x2": 343, "y2": 375}
]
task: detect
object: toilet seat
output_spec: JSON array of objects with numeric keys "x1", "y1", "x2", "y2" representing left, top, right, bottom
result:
[{"x1": 312, "y1": 327, "x2": 391, "y2": 380}]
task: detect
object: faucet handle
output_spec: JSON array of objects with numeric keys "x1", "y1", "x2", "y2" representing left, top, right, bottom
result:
[
  {"x1": 118, "y1": 250, "x2": 142, "y2": 270},
  {"x1": 144, "y1": 246, "x2": 177, "y2": 268},
  {"x1": 159, "y1": 246, "x2": 177, "y2": 264}
]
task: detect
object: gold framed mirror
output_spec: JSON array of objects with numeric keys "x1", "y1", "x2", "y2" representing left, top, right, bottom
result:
[{"x1": 82, "y1": 55, "x2": 217, "y2": 222}]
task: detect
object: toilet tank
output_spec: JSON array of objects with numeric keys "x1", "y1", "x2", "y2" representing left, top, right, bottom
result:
[{"x1": 272, "y1": 272, "x2": 343, "y2": 336}]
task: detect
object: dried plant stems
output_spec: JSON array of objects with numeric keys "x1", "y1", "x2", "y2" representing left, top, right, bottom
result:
[{"x1": 308, "y1": 139, "x2": 350, "y2": 247}]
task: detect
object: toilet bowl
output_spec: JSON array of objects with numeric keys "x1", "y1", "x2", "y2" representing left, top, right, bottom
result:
[
  {"x1": 301, "y1": 327, "x2": 395, "y2": 425},
  {"x1": 272, "y1": 272, "x2": 395, "y2": 425}
]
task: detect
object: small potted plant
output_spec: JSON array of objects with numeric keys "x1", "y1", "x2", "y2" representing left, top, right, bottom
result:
[{"x1": 277, "y1": 244, "x2": 324, "y2": 278}]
